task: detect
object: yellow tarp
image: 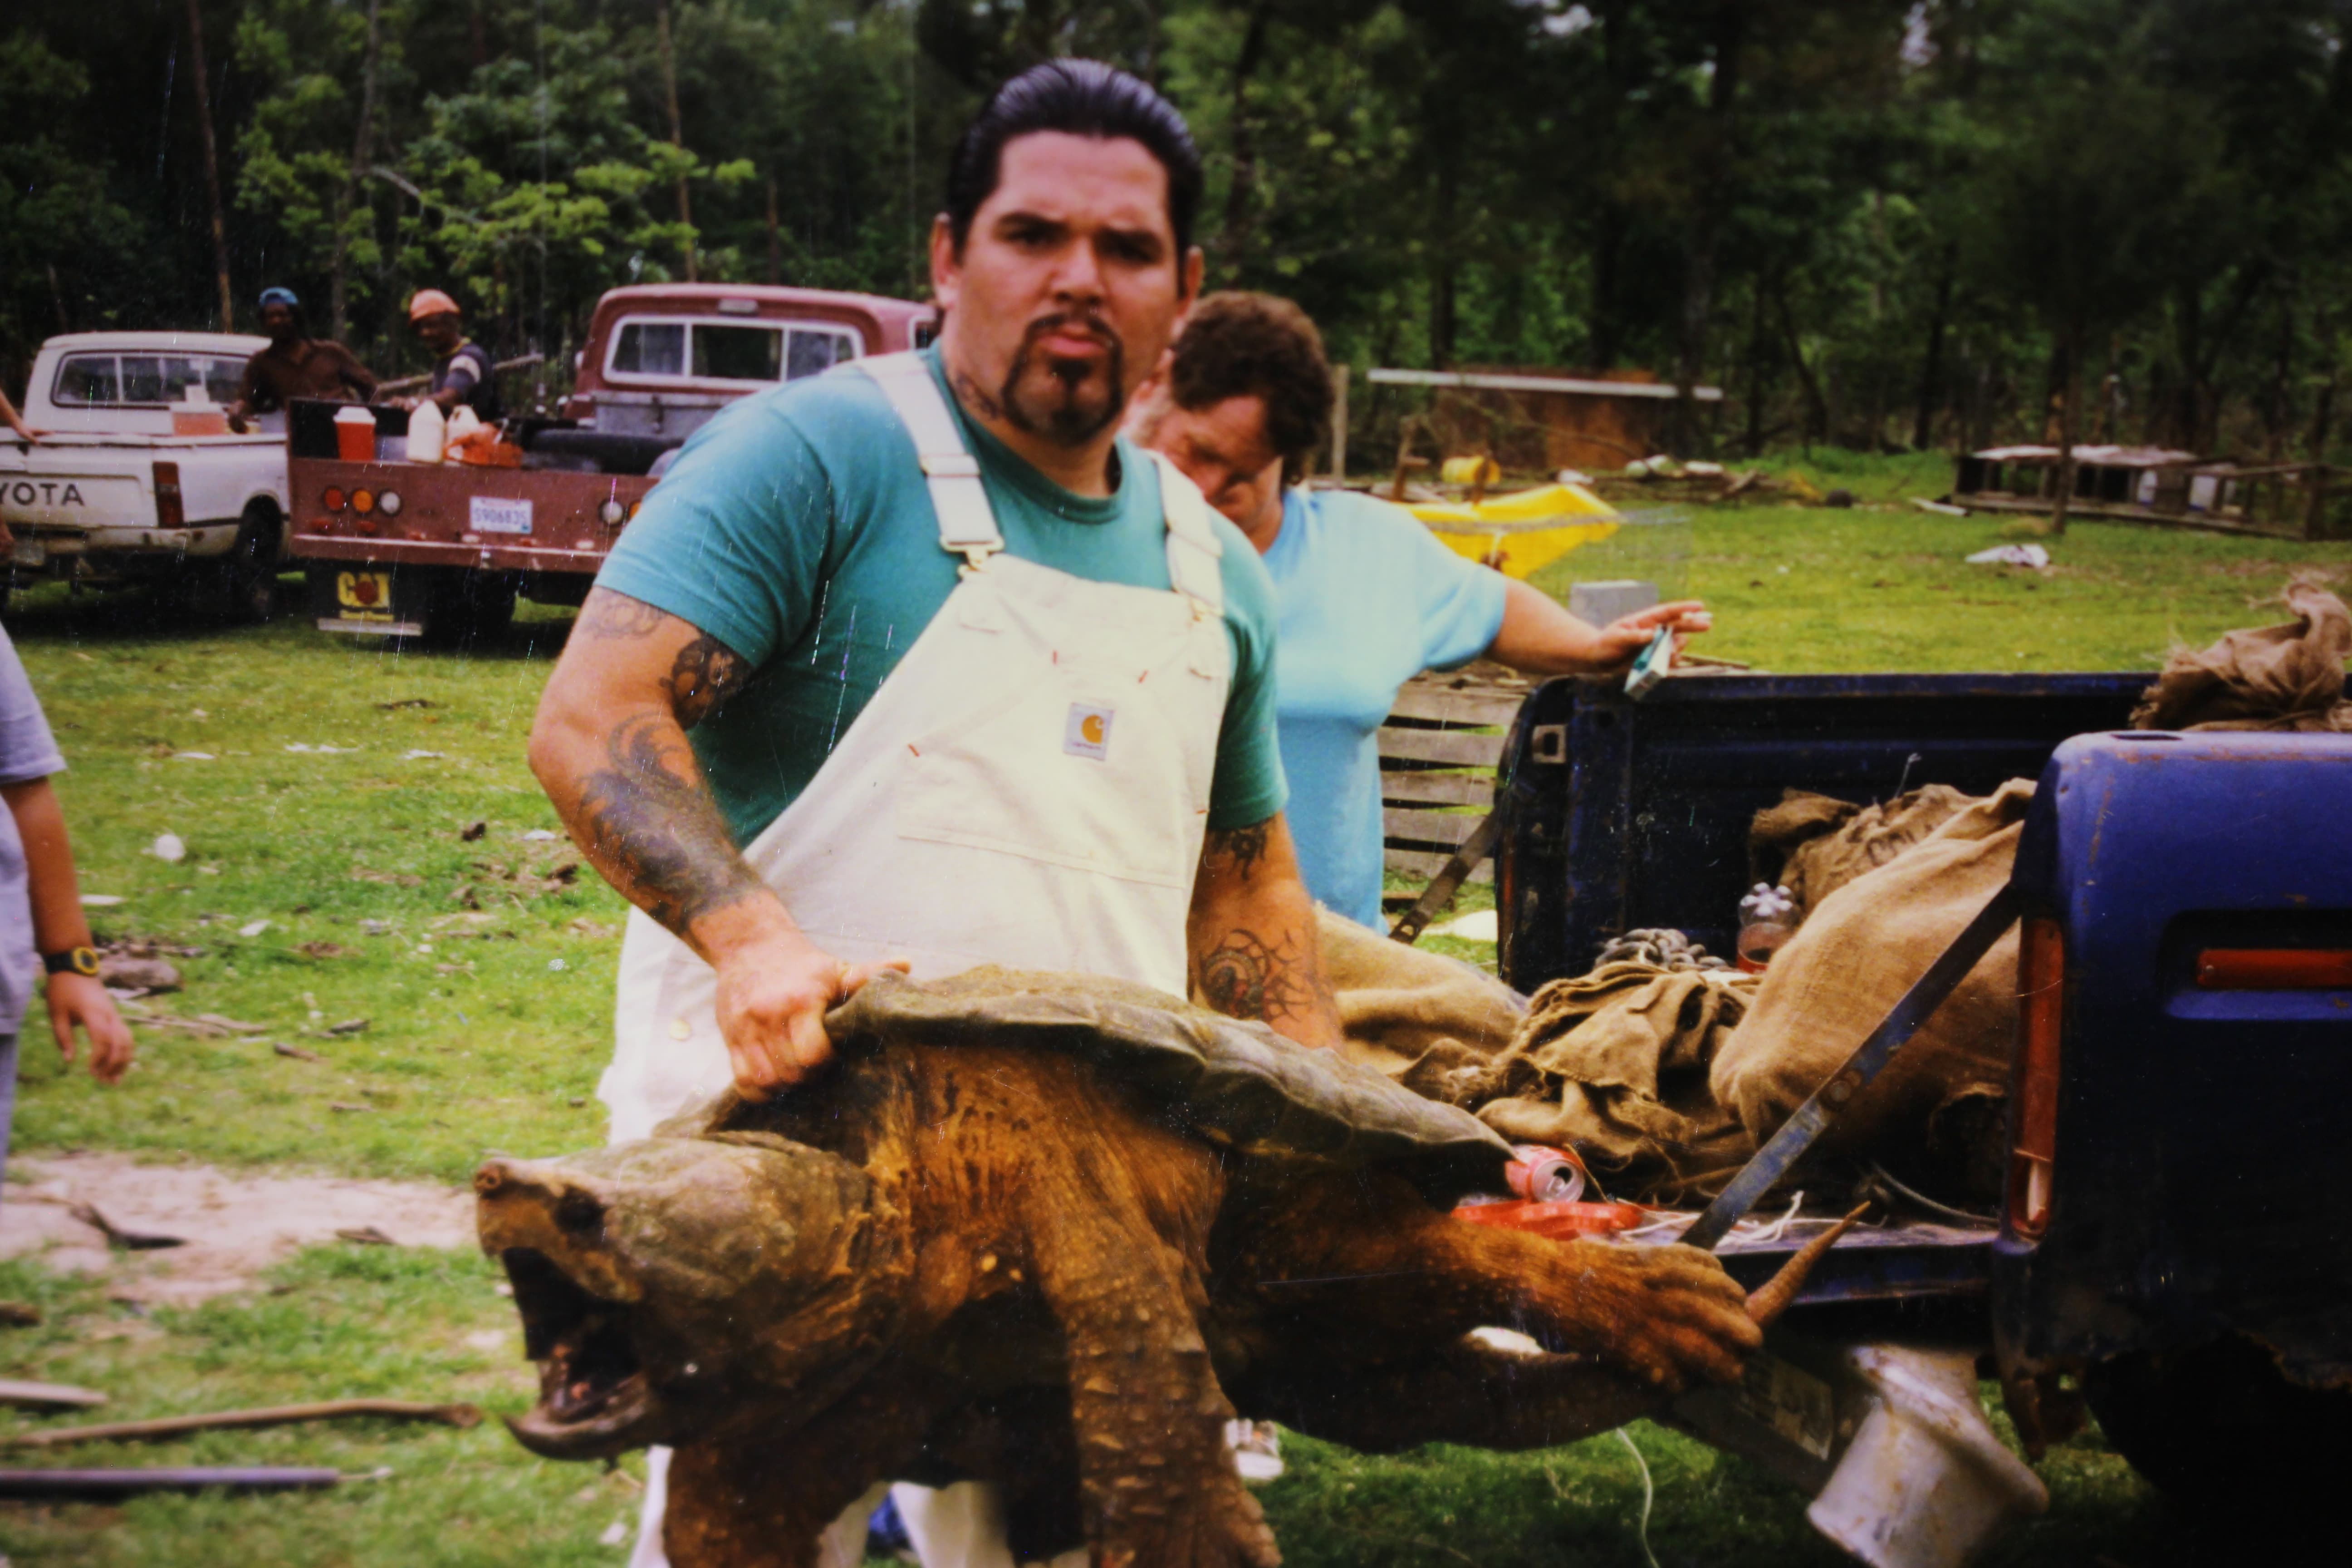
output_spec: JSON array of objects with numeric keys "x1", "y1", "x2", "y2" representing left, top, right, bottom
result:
[{"x1": 1404, "y1": 482, "x2": 1621, "y2": 580}]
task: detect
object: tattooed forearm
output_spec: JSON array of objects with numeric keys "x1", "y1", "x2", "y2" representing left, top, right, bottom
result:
[
  {"x1": 668, "y1": 632, "x2": 754, "y2": 728},
  {"x1": 574, "y1": 710, "x2": 765, "y2": 935},
  {"x1": 1200, "y1": 821, "x2": 1270, "y2": 881},
  {"x1": 577, "y1": 589, "x2": 676, "y2": 641},
  {"x1": 1192, "y1": 926, "x2": 1323, "y2": 1029},
  {"x1": 1188, "y1": 813, "x2": 1344, "y2": 1049}
]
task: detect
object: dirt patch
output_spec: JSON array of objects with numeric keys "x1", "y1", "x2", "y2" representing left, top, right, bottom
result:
[{"x1": 0, "y1": 1153, "x2": 474, "y2": 1306}]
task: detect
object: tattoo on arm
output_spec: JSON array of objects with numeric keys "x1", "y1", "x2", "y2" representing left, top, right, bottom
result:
[
  {"x1": 578, "y1": 593, "x2": 756, "y2": 728},
  {"x1": 574, "y1": 710, "x2": 765, "y2": 935},
  {"x1": 578, "y1": 591, "x2": 678, "y2": 642},
  {"x1": 667, "y1": 632, "x2": 754, "y2": 728},
  {"x1": 1192, "y1": 926, "x2": 1322, "y2": 1029},
  {"x1": 1201, "y1": 821, "x2": 1270, "y2": 881}
]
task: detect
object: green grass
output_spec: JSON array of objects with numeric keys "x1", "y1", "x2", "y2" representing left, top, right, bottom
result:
[
  {"x1": 8, "y1": 491, "x2": 2341, "y2": 1565},
  {"x1": 0, "y1": 1246, "x2": 644, "y2": 1567},
  {"x1": 1534, "y1": 487, "x2": 2351, "y2": 676},
  {"x1": 6, "y1": 595, "x2": 624, "y2": 1184}
]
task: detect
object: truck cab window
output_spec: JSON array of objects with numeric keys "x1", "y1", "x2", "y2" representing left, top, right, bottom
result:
[
  {"x1": 122, "y1": 357, "x2": 170, "y2": 404},
  {"x1": 611, "y1": 321, "x2": 686, "y2": 377},
  {"x1": 785, "y1": 329, "x2": 856, "y2": 381},
  {"x1": 692, "y1": 324, "x2": 784, "y2": 382},
  {"x1": 201, "y1": 357, "x2": 244, "y2": 404},
  {"x1": 54, "y1": 355, "x2": 121, "y2": 406}
]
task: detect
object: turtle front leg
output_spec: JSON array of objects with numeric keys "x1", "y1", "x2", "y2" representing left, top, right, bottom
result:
[
  {"x1": 1021, "y1": 1161, "x2": 1278, "y2": 1568},
  {"x1": 1225, "y1": 1167, "x2": 1759, "y2": 1395}
]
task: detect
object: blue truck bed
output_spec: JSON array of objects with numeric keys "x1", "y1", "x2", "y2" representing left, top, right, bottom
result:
[{"x1": 1493, "y1": 671, "x2": 2149, "y2": 991}]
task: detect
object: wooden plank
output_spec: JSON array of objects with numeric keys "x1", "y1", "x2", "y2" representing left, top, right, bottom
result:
[
  {"x1": 1377, "y1": 727, "x2": 1507, "y2": 768},
  {"x1": 1385, "y1": 847, "x2": 1494, "y2": 884},
  {"x1": 1384, "y1": 807, "x2": 1483, "y2": 848},
  {"x1": 1386, "y1": 686, "x2": 1528, "y2": 728},
  {"x1": 1955, "y1": 494, "x2": 2305, "y2": 540},
  {"x1": 0, "y1": 1381, "x2": 107, "y2": 1412},
  {"x1": 1381, "y1": 770, "x2": 1494, "y2": 808}
]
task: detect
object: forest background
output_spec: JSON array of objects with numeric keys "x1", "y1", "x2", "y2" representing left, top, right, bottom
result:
[{"x1": 7, "y1": 0, "x2": 2352, "y2": 466}]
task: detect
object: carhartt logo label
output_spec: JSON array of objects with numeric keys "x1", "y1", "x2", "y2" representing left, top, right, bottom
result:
[{"x1": 1064, "y1": 703, "x2": 1113, "y2": 760}]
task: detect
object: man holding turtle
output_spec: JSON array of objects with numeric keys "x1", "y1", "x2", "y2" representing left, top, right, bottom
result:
[{"x1": 531, "y1": 58, "x2": 1341, "y2": 1568}]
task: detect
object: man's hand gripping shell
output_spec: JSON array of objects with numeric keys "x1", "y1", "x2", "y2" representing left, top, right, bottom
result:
[{"x1": 712, "y1": 934, "x2": 909, "y2": 1098}]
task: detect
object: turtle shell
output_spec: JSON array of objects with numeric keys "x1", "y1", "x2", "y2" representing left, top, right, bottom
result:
[{"x1": 823, "y1": 966, "x2": 1513, "y2": 1200}]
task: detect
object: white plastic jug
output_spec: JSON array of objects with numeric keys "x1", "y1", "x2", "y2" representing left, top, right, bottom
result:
[
  {"x1": 405, "y1": 399, "x2": 446, "y2": 464},
  {"x1": 443, "y1": 405, "x2": 483, "y2": 456}
]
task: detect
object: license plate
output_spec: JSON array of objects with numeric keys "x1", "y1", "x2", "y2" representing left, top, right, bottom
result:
[
  {"x1": 1730, "y1": 1351, "x2": 1838, "y2": 1460},
  {"x1": 10, "y1": 539, "x2": 44, "y2": 568},
  {"x1": 470, "y1": 496, "x2": 533, "y2": 535},
  {"x1": 335, "y1": 570, "x2": 397, "y2": 619}
]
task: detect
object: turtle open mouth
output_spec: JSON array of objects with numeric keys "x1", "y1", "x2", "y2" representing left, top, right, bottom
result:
[{"x1": 502, "y1": 1247, "x2": 658, "y2": 1457}]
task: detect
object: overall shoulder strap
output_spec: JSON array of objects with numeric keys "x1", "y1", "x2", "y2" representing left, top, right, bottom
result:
[
  {"x1": 1144, "y1": 449, "x2": 1225, "y2": 618},
  {"x1": 852, "y1": 353, "x2": 1002, "y2": 572}
]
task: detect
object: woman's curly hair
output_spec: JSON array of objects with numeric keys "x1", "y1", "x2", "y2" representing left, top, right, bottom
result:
[{"x1": 1167, "y1": 292, "x2": 1334, "y2": 485}]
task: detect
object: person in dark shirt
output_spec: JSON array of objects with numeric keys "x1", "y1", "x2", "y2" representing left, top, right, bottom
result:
[
  {"x1": 227, "y1": 287, "x2": 377, "y2": 425},
  {"x1": 406, "y1": 289, "x2": 504, "y2": 423}
]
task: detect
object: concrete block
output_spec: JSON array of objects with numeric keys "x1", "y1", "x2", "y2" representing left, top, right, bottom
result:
[{"x1": 1569, "y1": 579, "x2": 1659, "y2": 626}]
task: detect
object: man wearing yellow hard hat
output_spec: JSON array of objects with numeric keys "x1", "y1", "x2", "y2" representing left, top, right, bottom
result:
[{"x1": 406, "y1": 288, "x2": 504, "y2": 423}]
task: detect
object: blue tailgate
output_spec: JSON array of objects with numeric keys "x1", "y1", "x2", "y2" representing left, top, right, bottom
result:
[{"x1": 1996, "y1": 730, "x2": 2352, "y2": 1387}]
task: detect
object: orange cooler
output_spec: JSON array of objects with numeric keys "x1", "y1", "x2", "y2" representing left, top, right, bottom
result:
[{"x1": 333, "y1": 406, "x2": 378, "y2": 462}]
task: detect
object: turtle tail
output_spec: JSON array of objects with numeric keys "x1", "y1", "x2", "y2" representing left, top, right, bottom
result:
[{"x1": 1744, "y1": 1204, "x2": 1871, "y2": 1327}]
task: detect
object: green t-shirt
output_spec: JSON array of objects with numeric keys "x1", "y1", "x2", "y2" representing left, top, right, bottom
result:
[{"x1": 595, "y1": 348, "x2": 1288, "y2": 847}]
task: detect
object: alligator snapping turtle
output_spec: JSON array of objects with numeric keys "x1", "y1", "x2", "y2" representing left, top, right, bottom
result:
[{"x1": 475, "y1": 968, "x2": 1773, "y2": 1568}]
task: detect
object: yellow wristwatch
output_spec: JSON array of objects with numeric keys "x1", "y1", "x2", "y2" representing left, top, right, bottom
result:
[{"x1": 43, "y1": 946, "x2": 100, "y2": 979}]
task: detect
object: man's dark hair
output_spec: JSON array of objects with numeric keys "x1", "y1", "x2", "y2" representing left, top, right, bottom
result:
[
  {"x1": 1168, "y1": 292, "x2": 1335, "y2": 485},
  {"x1": 945, "y1": 59, "x2": 1204, "y2": 259}
]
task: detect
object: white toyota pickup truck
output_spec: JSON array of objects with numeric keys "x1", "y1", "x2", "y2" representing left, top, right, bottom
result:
[{"x1": 0, "y1": 331, "x2": 290, "y2": 620}]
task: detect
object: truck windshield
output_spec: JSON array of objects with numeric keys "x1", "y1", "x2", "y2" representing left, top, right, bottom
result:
[
  {"x1": 606, "y1": 318, "x2": 859, "y2": 385},
  {"x1": 54, "y1": 353, "x2": 244, "y2": 407}
]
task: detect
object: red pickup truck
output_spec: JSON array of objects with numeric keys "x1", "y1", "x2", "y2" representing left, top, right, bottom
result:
[{"x1": 289, "y1": 284, "x2": 932, "y2": 642}]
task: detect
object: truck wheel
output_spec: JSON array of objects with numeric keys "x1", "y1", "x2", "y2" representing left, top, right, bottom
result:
[
  {"x1": 2082, "y1": 1336, "x2": 2351, "y2": 1539},
  {"x1": 225, "y1": 503, "x2": 284, "y2": 624}
]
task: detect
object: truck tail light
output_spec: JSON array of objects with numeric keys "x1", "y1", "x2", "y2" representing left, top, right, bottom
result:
[
  {"x1": 322, "y1": 487, "x2": 347, "y2": 512},
  {"x1": 376, "y1": 490, "x2": 401, "y2": 518},
  {"x1": 2007, "y1": 916, "x2": 2063, "y2": 1238},
  {"x1": 152, "y1": 462, "x2": 186, "y2": 527},
  {"x1": 2195, "y1": 948, "x2": 2352, "y2": 989},
  {"x1": 351, "y1": 489, "x2": 377, "y2": 514}
]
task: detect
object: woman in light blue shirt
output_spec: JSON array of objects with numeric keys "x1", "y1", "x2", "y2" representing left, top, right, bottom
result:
[{"x1": 1136, "y1": 292, "x2": 1710, "y2": 929}]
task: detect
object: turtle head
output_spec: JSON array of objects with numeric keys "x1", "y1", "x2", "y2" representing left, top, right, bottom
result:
[{"x1": 475, "y1": 1132, "x2": 899, "y2": 1461}]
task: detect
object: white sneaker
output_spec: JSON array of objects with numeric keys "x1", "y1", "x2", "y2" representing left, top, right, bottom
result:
[{"x1": 1223, "y1": 1419, "x2": 1284, "y2": 1483}]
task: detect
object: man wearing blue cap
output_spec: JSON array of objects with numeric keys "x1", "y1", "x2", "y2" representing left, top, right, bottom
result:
[{"x1": 227, "y1": 287, "x2": 377, "y2": 426}]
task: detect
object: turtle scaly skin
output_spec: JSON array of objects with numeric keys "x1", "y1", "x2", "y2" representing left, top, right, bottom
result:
[{"x1": 477, "y1": 972, "x2": 1762, "y2": 1568}]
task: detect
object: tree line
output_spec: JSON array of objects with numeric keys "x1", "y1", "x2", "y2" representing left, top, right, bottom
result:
[{"x1": 7, "y1": 0, "x2": 2350, "y2": 464}]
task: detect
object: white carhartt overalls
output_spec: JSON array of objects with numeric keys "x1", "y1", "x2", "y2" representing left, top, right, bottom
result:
[{"x1": 606, "y1": 352, "x2": 1231, "y2": 1568}]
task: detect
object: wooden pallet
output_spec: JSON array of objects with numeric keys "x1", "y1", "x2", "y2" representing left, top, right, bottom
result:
[{"x1": 1377, "y1": 662, "x2": 1531, "y2": 891}]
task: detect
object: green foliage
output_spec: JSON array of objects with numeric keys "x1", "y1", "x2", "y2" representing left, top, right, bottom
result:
[
  {"x1": 0, "y1": 30, "x2": 153, "y2": 368},
  {"x1": 16, "y1": 0, "x2": 2352, "y2": 462}
]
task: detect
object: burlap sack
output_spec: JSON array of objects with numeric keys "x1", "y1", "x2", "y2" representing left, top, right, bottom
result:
[
  {"x1": 1712, "y1": 779, "x2": 2036, "y2": 1171},
  {"x1": 1464, "y1": 962, "x2": 1760, "y2": 1202},
  {"x1": 2131, "y1": 576, "x2": 2352, "y2": 732},
  {"x1": 1750, "y1": 784, "x2": 1977, "y2": 916},
  {"x1": 1309, "y1": 908, "x2": 1527, "y2": 1084}
]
